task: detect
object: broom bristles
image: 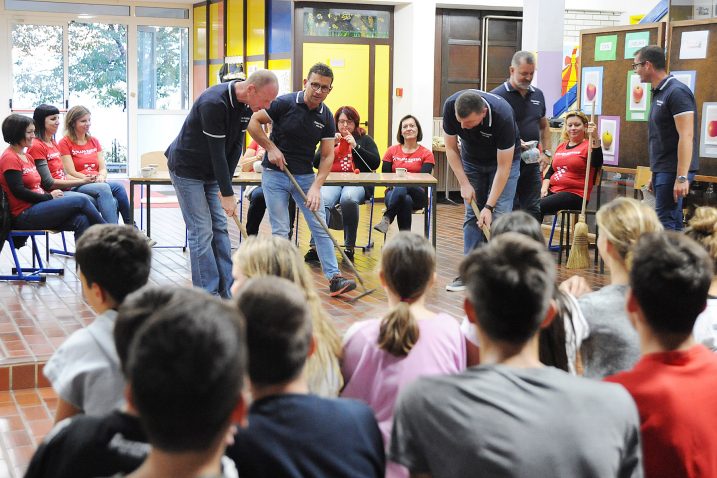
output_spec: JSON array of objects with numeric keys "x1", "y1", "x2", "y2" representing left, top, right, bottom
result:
[{"x1": 566, "y1": 218, "x2": 590, "y2": 269}]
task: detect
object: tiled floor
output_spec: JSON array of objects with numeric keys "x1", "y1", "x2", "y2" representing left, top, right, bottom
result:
[{"x1": 0, "y1": 198, "x2": 608, "y2": 477}]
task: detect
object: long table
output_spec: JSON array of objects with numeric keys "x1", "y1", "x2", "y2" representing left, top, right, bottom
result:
[{"x1": 129, "y1": 171, "x2": 438, "y2": 247}]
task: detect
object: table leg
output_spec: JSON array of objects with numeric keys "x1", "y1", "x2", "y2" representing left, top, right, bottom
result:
[
  {"x1": 129, "y1": 181, "x2": 135, "y2": 225},
  {"x1": 431, "y1": 186, "x2": 437, "y2": 248},
  {"x1": 146, "y1": 184, "x2": 152, "y2": 238}
]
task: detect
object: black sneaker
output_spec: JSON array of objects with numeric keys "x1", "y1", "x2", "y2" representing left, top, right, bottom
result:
[
  {"x1": 343, "y1": 248, "x2": 355, "y2": 264},
  {"x1": 304, "y1": 247, "x2": 320, "y2": 263},
  {"x1": 446, "y1": 277, "x2": 465, "y2": 292},
  {"x1": 329, "y1": 274, "x2": 357, "y2": 297}
]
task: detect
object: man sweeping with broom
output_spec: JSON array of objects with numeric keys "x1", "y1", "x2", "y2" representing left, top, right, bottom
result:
[{"x1": 246, "y1": 62, "x2": 357, "y2": 297}]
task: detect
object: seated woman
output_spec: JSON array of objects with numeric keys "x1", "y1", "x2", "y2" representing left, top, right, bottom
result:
[
  {"x1": 373, "y1": 115, "x2": 434, "y2": 234},
  {"x1": 561, "y1": 197, "x2": 662, "y2": 378},
  {"x1": 241, "y1": 128, "x2": 296, "y2": 237},
  {"x1": 305, "y1": 106, "x2": 380, "y2": 263},
  {"x1": 341, "y1": 232, "x2": 465, "y2": 478},
  {"x1": 231, "y1": 235, "x2": 343, "y2": 397},
  {"x1": 539, "y1": 110, "x2": 603, "y2": 218},
  {"x1": 0, "y1": 114, "x2": 105, "y2": 239},
  {"x1": 58, "y1": 106, "x2": 131, "y2": 225},
  {"x1": 685, "y1": 207, "x2": 717, "y2": 352}
]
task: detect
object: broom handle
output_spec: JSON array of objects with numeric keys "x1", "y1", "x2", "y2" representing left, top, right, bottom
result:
[
  {"x1": 282, "y1": 166, "x2": 367, "y2": 289},
  {"x1": 579, "y1": 100, "x2": 597, "y2": 217},
  {"x1": 469, "y1": 200, "x2": 492, "y2": 241},
  {"x1": 231, "y1": 214, "x2": 248, "y2": 239}
]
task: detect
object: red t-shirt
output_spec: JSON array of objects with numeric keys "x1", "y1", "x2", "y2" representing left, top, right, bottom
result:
[
  {"x1": 58, "y1": 136, "x2": 102, "y2": 176},
  {"x1": 0, "y1": 147, "x2": 45, "y2": 216},
  {"x1": 26, "y1": 137, "x2": 66, "y2": 180},
  {"x1": 606, "y1": 346, "x2": 717, "y2": 478},
  {"x1": 331, "y1": 138, "x2": 355, "y2": 173},
  {"x1": 549, "y1": 140, "x2": 598, "y2": 198},
  {"x1": 382, "y1": 144, "x2": 434, "y2": 173}
]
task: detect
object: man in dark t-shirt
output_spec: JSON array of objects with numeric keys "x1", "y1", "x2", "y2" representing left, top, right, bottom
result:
[
  {"x1": 166, "y1": 70, "x2": 278, "y2": 297},
  {"x1": 634, "y1": 45, "x2": 698, "y2": 230},
  {"x1": 491, "y1": 51, "x2": 552, "y2": 223},
  {"x1": 247, "y1": 63, "x2": 356, "y2": 297},
  {"x1": 442, "y1": 89, "x2": 521, "y2": 292}
]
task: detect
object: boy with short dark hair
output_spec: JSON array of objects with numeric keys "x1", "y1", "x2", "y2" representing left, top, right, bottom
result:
[
  {"x1": 606, "y1": 232, "x2": 717, "y2": 478},
  {"x1": 44, "y1": 224, "x2": 152, "y2": 422},
  {"x1": 228, "y1": 276, "x2": 385, "y2": 477}
]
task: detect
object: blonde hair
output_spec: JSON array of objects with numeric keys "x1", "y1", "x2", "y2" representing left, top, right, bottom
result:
[
  {"x1": 64, "y1": 105, "x2": 92, "y2": 142},
  {"x1": 686, "y1": 207, "x2": 717, "y2": 270},
  {"x1": 378, "y1": 232, "x2": 435, "y2": 356},
  {"x1": 596, "y1": 197, "x2": 663, "y2": 270},
  {"x1": 232, "y1": 236, "x2": 342, "y2": 393},
  {"x1": 560, "y1": 110, "x2": 589, "y2": 143}
]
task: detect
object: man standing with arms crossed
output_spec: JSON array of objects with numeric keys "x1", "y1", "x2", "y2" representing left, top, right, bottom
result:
[
  {"x1": 247, "y1": 63, "x2": 356, "y2": 296},
  {"x1": 491, "y1": 51, "x2": 552, "y2": 223},
  {"x1": 443, "y1": 89, "x2": 521, "y2": 292},
  {"x1": 167, "y1": 70, "x2": 279, "y2": 298},
  {"x1": 633, "y1": 45, "x2": 698, "y2": 230}
]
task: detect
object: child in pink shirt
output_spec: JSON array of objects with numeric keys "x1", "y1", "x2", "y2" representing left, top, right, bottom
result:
[{"x1": 341, "y1": 232, "x2": 466, "y2": 478}]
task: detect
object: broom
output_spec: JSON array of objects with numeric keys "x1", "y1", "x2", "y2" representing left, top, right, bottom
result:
[
  {"x1": 566, "y1": 101, "x2": 596, "y2": 269},
  {"x1": 469, "y1": 200, "x2": 491, "y2": 241}
]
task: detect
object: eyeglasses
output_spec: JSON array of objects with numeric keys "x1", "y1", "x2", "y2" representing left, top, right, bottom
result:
[
  {"x1": 337, "y1": 119, "x2": 353, "y2": 125},
  {"x1": 631, "y1": 61, "x2": 647, "y2": 70},
  {"x1": 309, "y1": 82, "x2": 332, "y2": 94}
]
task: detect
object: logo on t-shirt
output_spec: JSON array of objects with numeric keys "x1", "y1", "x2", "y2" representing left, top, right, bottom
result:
[{"x1": 313, "y1": 121, "x2": 325, "y2": 129}]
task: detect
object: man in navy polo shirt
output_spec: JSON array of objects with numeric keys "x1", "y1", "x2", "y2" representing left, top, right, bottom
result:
[
  {"x1": 166, "y1": 70, "x2": 279, "y2": 298},
  {"x1": 634, "y1": 45, "x2": 698, "y2": 230},
  {"x1": 247, "y1": 63, "x2": 356, "y2": 296},
  {"x1": 491, "y1": 51, "x2": 552, "y2": 223},
  {"x1": 442, "y1": 89, "x2": 521, "y2": 292}
]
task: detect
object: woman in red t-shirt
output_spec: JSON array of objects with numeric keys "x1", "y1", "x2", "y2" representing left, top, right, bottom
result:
[
  {"x1": 58, "y1": 106, "x2": 131, "y2": 225},
  {"x1": 540, "y1": 110, "x2": 603, "y2": 218},
  {"x1": 0, "y1": 114, "x2": 105, "y2": 239},
  {"x1": 373, "y1": 115, "x2": 434, "y2": 233}
]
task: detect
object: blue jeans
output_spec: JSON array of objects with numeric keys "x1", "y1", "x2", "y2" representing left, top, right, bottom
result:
[
  {"x1": 72, "y1": 181, "x2": 130, "y2": 224},
  {"x1": 13, "y1": 195, "x2": 106, "y2": 240},
  {"x1": 463, "y1": 159, "x2": 520, "y2": 254},
  {"x1": 653, "y1": 171, "x2": 695, "y2": 231},
  {"x1": 170, "y1": 170, "x2": 233, "y2": 298},
  {"x1": 513, "y1": 161, "x2": 542, "y2": 222},
  {"x1": 262, "y1": 168, "x2": 340, "y2": 279},
  {"x1": 310, "y1": 185, "x2": 366, "y2": 248}
]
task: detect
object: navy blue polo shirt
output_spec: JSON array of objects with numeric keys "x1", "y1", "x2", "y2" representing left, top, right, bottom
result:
[
  {"x1": 166, "y1": 81, "x2": 251, "y2": 181},
  {"x1": 263, "y1": 91, "x2": 336, "y2": 175},
  {"x1": 648, "y1": 75, "x2": 699, "y2": 173},
  {"x1": 490, "y1": 81, "x2": 546, "y2": 143},
  {"x1": 442, "y1": 89, "x2": 521, "y2": 166}
]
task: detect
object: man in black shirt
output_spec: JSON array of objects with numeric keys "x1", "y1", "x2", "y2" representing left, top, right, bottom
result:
[{"x1": 166, "y1": 70, "x2": 279, "y2": 297}]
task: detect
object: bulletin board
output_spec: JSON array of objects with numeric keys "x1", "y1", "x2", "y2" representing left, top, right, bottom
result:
[
  {"x1": 668, "y1": 19, "x2": 717, "y2": 178},
  {"x1": 579, "y1": 23, "x2": 665, "y2": 169}
]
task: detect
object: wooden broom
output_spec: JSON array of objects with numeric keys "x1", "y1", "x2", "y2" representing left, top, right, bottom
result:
[{"x1": 566, "y1": 101, "x2": 596, "y2": 269}]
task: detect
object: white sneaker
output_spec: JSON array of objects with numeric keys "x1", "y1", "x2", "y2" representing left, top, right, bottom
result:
[{"x1": 446, "y1": 277, "x2": 465, "y2": 292}]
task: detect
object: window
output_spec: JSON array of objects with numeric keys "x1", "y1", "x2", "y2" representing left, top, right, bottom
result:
[
  {"x1": 138, "y1": 26, "x2": 189, "y2": 110},
  {"x1": 303, "y1": 7, "x2": 389, "y2": 39}
]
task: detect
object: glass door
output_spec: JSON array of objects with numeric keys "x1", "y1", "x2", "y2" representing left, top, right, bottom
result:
[{"x1": 68, "y1": 22, "x2": 128, "y2": 175}]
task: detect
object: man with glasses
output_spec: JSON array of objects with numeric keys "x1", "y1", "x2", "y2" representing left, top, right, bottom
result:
[
  {"x1": 633, "y1": 45, "x2": 698, "y2": 230},
  {"x1": 247, "y1": 63, "x2": 357, "y2": 296}
]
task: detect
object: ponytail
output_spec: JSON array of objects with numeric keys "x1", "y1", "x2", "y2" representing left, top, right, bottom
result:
[{"x1": 378, "y1": 301, "x2": 420, "y2": 357}]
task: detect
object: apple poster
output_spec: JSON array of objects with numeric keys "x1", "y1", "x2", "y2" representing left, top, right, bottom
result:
[
  {"x1": 581, "y1": 67, "x2": 603, "y2": 115},
  {"x1": 599, "y1": 116, "x2": 620, "y2": 165},
  {"x1": 700, "y1": 103, "x2": 717, "y2": 158},
  {"x1": 626, "y1": 72, "x2": 651, "y2": 122}
]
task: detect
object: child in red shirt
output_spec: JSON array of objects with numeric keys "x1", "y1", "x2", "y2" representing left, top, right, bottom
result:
[{"x1": 373, "y1": 115, "x2": 434, "y2": 233}]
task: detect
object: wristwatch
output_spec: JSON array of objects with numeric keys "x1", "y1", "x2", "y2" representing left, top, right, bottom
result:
[
  {"x1": 543, "y1": 150, "x2": 552, "y2": 158},
  {"x1": 484, "y1": 204, "x2": 495, "y2": 213},
  {"x1": 677, "y1": 175, "x2": 688, "y2": 183}
]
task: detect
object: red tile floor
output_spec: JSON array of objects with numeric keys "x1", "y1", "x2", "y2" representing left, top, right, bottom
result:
[{"x1": 0, "y1": 196, "x2": 608, "y2": 477}]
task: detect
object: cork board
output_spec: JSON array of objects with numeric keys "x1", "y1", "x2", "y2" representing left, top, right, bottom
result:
[
  {"x1": 668, "y1": 19, "x2": 717, "y2": 177},
  {"x1": 579, "y1": 23, "x2": 665, "y2": 169}
]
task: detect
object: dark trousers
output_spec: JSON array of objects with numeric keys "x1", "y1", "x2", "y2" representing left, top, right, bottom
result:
[
  {"x1": 13, "y1": 195, "x2": 106, "y2": 240},
  {"x1": 513, "y1": 161, "x2": 542, "y2": 222},
  {"x1": 539, "y1": 191, "x2": 583, "y2": 219},
  {"x1": 384, "y1": 186, "x2": 427, "y2": 230}
]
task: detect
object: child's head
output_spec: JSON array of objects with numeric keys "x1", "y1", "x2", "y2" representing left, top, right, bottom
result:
[
  {"x1": 378, "y1": 232, "x2": 435, "y2": 356},
  {"x1": 596, "y1": 197, "x2": 662, "y2": 269},
  {"x1": 685, "y1": 206, "x2": 717, "y2": 272},
  {"x1": 75, "y1": 225, "x2": 152, "y2": 307},
  {"x1": 235, "y1": 276, "x2": 312, "y2": 386},
  {"x1": 127, "y1": 293, "x2": 245, "y2": 453},
  {"x1": 630, "y1": 232, "x2": 712, "y2": 337},
  {"x1": 461, "y1": 233, "x2": 556, "y2": 345},
  {"x1": 491, "y1": 211, "x2": 544, "y2": 245}
]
